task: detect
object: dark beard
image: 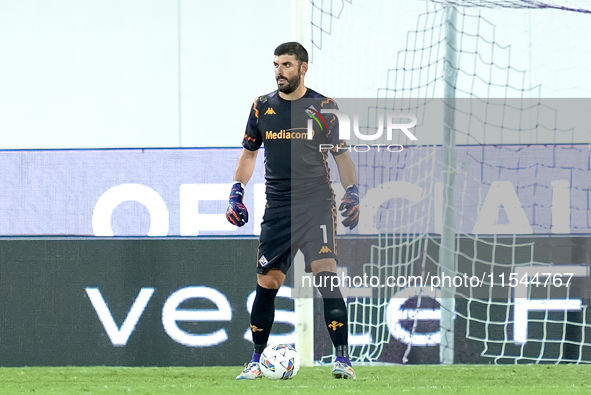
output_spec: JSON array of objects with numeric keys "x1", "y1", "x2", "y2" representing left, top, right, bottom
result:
[{"x1": 277, "y1": 73, "x2": 301, "y2": 94}]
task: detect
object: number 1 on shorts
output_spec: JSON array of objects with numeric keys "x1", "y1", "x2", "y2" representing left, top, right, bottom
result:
[{"x1": 320, "y1": 224, "x2": 328, "y2": 243}]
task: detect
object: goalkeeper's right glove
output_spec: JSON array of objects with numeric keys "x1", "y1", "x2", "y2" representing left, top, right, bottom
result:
[{"x1": 226, "y1": 182, "x2": 249, "y2": 227}]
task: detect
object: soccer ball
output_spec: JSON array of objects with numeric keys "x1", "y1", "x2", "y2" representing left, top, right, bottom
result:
[{"x1": 259, "y1": 344, "x2": 300, "y2": 380}]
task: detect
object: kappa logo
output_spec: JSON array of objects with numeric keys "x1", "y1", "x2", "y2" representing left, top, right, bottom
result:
[
  {"x1": 319, "y1": 245, "x2": 332, "y2": 254},
  {"x1": 264, "y1": 107, "x2": 276, "y2": 115},
  {"x1": 259, "y1": 255, "x2": 269, "y2": 266}
]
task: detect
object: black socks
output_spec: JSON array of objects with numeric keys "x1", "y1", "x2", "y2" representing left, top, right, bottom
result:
[
  {"x1": 315, "y1": 271, "x2": 349, "y2": 355},
  {"x1": 250, "y1": 284, "x2": 279, "y2": 353},
  {"x1": 250, "y1": 272, "x2": 349, "y2": 358}
]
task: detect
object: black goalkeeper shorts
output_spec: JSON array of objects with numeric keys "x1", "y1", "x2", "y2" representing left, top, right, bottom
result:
[{"x1": 256, "y1": 198, "x2": 338, "y2": 275}]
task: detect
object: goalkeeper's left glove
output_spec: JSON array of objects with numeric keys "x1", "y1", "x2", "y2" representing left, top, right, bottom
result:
[{"x1": 339, "y1": 184, "x2": 359, "y2": 230}]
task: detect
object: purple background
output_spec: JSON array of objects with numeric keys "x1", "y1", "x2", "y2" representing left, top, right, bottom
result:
[{"x1": 0, "y1": 145, "x2": 589, "y2": 236}]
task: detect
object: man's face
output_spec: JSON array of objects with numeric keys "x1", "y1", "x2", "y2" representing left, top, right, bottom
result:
[{"x1": 274, "y1": 54, "x2": 304, "y2": 94}]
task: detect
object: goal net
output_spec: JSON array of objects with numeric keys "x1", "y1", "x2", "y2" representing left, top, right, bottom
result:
[{"x1": 306, "y1": 0, "x2": 591, "y2": 364}]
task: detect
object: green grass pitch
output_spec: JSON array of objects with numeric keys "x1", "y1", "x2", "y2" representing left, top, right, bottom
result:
[{"x1": 1, "y1": 365, "x2": 590, "y2": 394}]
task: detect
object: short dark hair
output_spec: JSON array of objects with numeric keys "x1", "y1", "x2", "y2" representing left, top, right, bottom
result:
[{"x1": 274, "y1": 42, "x2": 308, "y2": 64}]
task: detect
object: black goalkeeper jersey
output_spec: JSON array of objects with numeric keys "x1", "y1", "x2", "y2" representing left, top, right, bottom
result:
[{"x1": 242, "y1": 88, "x2": 347, "y2": 203}]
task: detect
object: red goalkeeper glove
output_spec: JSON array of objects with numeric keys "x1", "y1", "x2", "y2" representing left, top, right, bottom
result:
[
  {"x1": 226, "y1": 182, "x2": 249, "y2": 227},
  {"x1": 339, "y1": 185, "x2": 359, "y2": 230}
]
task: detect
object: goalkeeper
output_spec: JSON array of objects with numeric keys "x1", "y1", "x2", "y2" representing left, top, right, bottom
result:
[{"x1": 227, "y1": 42, "x2": 359, "y2": 380}]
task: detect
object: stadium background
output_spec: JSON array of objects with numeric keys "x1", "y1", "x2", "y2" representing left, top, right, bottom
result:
[{"x1": 1, "y1": 0, "x2": 590, "y2": 368}]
